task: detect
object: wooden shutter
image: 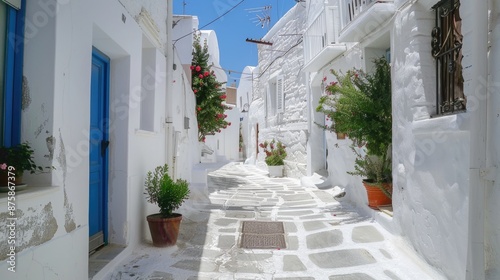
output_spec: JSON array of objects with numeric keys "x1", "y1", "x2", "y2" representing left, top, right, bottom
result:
[{"x1": 276, "y1": 76, "x2": 284, "y2": 113}]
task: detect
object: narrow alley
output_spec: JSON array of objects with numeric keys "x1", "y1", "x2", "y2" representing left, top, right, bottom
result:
[{"x1": 104, "y1": 163, "x2": 445, "y2": 280}]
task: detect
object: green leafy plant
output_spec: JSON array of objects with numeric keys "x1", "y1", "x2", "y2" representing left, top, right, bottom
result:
[
  {"x1": 316, "y1": 57, "x2": 391, "y2": 157},
  {"x1": 316, "y1": 57, "x2": 392, "y2": 196},
  {"x1": 191, "y1": 33, "x2": 231, "y2": 142},
  {"x1": 259, "y1": 139, "x2": 287, "y2": 166},
  {"x1": 0, "y1": 142, "x2": 53, "y2": 175},
  {"x1": 144, "y1": 164, "x2": 190, "y2": 217}
]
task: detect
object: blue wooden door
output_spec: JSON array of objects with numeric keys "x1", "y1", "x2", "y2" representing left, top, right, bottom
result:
[{"x1": 89, "y1": 48, "x2": 110, "y2": 253}]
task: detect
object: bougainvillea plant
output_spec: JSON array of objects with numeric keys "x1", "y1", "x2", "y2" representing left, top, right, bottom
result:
[
  {"x1": 315, "y1": 57, "x2": 392, "y2": 189},
  {"x1": 315, "y1": 57, "x2": 391, "y2": 158},
  {"x1": 191, "y1": 33, "x2": 231, "y2": 142}
]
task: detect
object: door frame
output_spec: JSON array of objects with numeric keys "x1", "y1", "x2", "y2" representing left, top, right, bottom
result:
[{"x1": 89, "y1": 46, "x2": 110, "y2": 252}]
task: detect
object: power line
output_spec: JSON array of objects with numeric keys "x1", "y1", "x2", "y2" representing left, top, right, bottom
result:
[
  {"x1": 173, "y1": 0, "x2": 246, "y2": 43},
  {"x1": 258, "y1": 38, "x2": 303, "y2": 78}
]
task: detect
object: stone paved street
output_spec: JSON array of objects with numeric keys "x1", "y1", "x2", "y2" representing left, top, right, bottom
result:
[{"x1": 104, "y1": 163, "x2": 445, "y2": 280}]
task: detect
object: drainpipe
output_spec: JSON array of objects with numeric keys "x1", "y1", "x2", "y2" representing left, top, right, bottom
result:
[
  {"x1": 165, "y1": 0, "x2": 175, "y2": 177},
  {"x1": 466, "y1": 1, "x2": 488, "y2": 279}
]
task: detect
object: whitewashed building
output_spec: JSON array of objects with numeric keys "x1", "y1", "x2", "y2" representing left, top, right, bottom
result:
[
  {"x1": 237, "y1": 66, "x2": 257, "y2": 161},
  {"x1": 304, "y1": 0, "x2": 500, "y2": 279},
  {"x1": 0, "y1": 0, "x2": 200, "y2": 279},
  {"x1": 172, "y1": 16, "x2": 240, "y2": 163},
  {"x1": 248, "y1": 4, "x2": 309, "y2": 178}
]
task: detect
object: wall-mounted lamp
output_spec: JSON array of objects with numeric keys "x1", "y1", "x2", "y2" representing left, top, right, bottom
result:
[{"x1": 241, "y1": 103, "x2": 249, "y2": 113}]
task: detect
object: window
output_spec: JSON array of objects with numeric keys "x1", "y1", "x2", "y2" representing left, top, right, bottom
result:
[
  {"x1": 2, "y1": 0, "x2": 25, "y2": 146},
  {"x1": 276, "y1": 75, "x2": 284, "y2": 113},
  {"x1": 140, "y1": 47, "x2": 157, "y2": 132},
  {"x1": 431, "y1": 0, "x2": 465, "y2": 115}
]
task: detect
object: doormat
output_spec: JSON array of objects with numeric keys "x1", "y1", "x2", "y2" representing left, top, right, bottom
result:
[
  {"x1": 240, "y1": 221, "x2": 286, "y2": 249},
  {"x1": 241, "y1": 221, "x2": 284, "y2": 234}
]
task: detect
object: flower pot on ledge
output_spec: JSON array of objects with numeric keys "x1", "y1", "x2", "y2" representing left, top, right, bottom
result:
[
  {"x1": 362, "y1": 180, "x2": 392, "y2": 209},
  {"x1": 0, "y1": 172, "x2": 23, "y2": 186},
  {"x1": 268, "y1": 165, "x2": 284, "y2": 178}
]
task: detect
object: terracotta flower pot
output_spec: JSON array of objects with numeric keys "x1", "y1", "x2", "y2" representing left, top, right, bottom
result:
[
  {"x1": 146, "y1": 213, "x2": 182, "y2": 247},
  {"x1": 362, "y1": 180, "x2": 392, "y2": 209},
  {"x1": 0, "y1": 172, "x2": 23, "y2": 186}
]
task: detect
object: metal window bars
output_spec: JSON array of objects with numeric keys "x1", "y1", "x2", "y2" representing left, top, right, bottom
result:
[{"x1": 431, "y1": 0, "x2": 465, "y2": 115}]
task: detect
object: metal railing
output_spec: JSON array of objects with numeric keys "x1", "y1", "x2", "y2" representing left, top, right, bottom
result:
[
  {"x1": 344, "y1": 0, "x2": 393, "y2": 26},
  {"x1": 304, "y1": 6, "x2": 339, "y2": 64}
]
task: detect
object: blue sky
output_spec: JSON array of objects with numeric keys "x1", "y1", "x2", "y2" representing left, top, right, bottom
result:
[{"x1": 173, "y1": 0, "x2": 297, "y2": 86}]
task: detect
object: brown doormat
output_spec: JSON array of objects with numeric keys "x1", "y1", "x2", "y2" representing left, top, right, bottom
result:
[
  {"x1": 240, "y1": 221, "x2": 286, "y2": 249},
  {"x1": 241, "y1": 221, "x2": 284, "y2": 234}
]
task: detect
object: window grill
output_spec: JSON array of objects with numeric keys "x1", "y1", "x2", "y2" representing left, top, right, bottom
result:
[{"x1": 431, "y1": 0, "x2": 465, "y2": 115}]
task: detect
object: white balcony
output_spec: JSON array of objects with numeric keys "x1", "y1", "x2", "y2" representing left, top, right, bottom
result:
[
  {"x1": 303, "y1": 6, "x2": 346, "y2": 72},
  {"x1": 338, "y1": 0, "x2": 395, "y2": 43}
]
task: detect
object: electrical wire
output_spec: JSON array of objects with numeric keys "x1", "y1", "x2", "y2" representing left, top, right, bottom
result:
[
  {"x1": 258, "y1": 37, "x2": 303, "y2": 78},
  {"x1": 173, "y1": 0, "x2": 246, "y2": 43}
]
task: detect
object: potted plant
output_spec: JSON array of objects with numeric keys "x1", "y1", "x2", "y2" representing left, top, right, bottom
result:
[
  {"x1": 349, "y1": 147, "x2": 392, "y2": 208},
  {"x1": 259, "y1": 139, "x2": 287, "y2": 177},
  {"x1": 144, "y1": 164, "x2": 190, "y2": 247},
  {"x1": 316, "y1": 57, "x2": 392, "y2": 208},
  {"x1": 0, "y1": 142, "x2": 53, "y2": 186}
]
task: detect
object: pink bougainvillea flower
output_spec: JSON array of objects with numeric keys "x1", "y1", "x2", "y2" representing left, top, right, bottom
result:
[
  {"x1": 0, "y1": 163, "x2": 7, "y2": 170},
  {"x1": 195, "y1": 65, "x2": 201, "y2": 72},
  {"x1": 190, "y1": 65, "x2": 195, "y2": 70},
  {"x1": 193, "y1": 89, "x2": 198, "y2": 94},
  {"x1": 204, "y1": 71, "x2": 210, "y2": 77},
  {"x1": 199, "y1": 74, "x2": 204, "y2": 79},
  {"x1": 323, "y1": 76, "x2": 327, "y2": 82},
  {"x1": 197, "y1": 106, "x2": 201, "y2": 111},
  {"x1": 228, "y1": 122, "x2": 231, "y2": 126}
]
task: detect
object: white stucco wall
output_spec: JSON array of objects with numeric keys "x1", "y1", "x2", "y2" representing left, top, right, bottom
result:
[
  {"x1": 305, "y1": 0, "x2": 489, "y2": 278},
  {"x1": 237, "y1": 66, "x2": 255, "y2": 160},
  {"x1": 249, "y1": 4, "x2": 308, "y2": 178},
  {"x1": 390, "y1": 3, "x2": 476, "y2": 279},
  {"x1": 0, "y1": 0, "x2": 200, "y2": 279},
  {"x1": 314, "y1": 47, "x2": 366, "y2": 209},
  {"x1": 485, "y1": 2, "x2": 500, "y2": 278},
  {"x1": 172, "y1": 15, "x2": 198, "y2": 65}
]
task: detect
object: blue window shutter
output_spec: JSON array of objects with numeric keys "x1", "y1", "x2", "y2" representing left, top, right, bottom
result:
[{"x1": 2, "y1": 0, "x2": 24, "y2": 146}]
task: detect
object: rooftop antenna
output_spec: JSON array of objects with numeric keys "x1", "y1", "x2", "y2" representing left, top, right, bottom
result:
[
  {"x1": 182, "y1": 0, "x2": 187, "y2": 14},
  {"x1": 246, "y1": 5, "x2": 272, "y2": 29}
]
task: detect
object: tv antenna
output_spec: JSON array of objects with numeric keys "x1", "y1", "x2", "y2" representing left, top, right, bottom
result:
[{"x1": 246, "y1": 6, "x2": 272, "y2": 29}]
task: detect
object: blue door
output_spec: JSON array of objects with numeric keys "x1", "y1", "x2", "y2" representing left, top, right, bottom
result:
[{"x1": 89, "y1": 47, "x2": 110, "y2": 253}]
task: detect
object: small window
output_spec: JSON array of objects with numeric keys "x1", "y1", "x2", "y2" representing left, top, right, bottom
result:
[
  {"x1": 276, "y1": 75, "x2": 284, "y2": 113},
  {"x1": 431, "y1": 0, "x2": 465, "y2": 115},
  {"x1": 140, "y1": 47, "x2": 157, "y2": 131}
]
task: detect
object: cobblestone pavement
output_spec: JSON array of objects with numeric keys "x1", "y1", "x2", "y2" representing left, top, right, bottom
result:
[{"x1": 105, "y1": 163, "x2": 445, "y2": 280}]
